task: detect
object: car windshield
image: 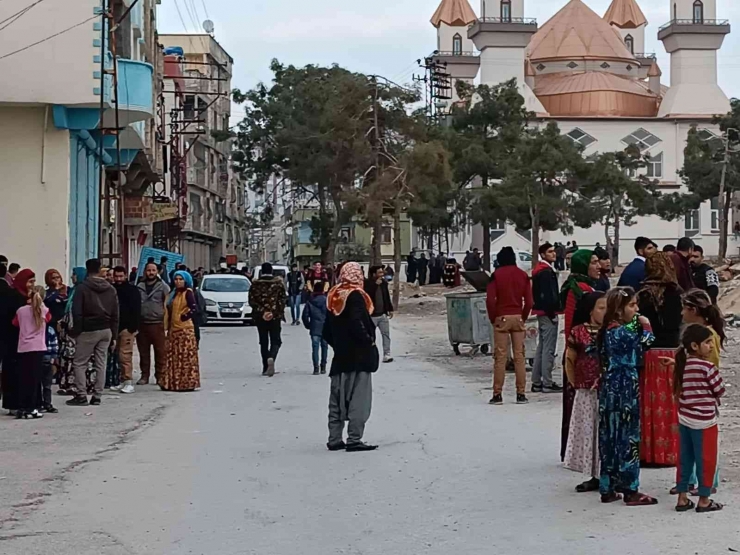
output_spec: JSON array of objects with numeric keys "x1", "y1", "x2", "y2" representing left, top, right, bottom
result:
[
  {"x1": 201, "y1": 278, "x2": 250, "y2": 293},
  {"x1": 519, "y1": 252, "x2": 532, "y2": 261}
]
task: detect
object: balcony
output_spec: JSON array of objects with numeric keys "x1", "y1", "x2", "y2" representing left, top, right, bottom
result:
[
  {"x1": 658, "y1": 19, "x2": 730, "y2": 40},
  {"x1": 102, "y1": 59, "x2": 154, "y2": 128},
  {"x1": 468, "y1": 18, "x2": 538, "y2": 49}
]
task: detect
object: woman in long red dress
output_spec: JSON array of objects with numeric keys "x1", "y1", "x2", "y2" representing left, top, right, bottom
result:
[
  {"x1": 560, "y1": 250, "x2": 601, "y2": 461},
  {"x1": 637, "y1": 252, "x2": 682, "y2": 465}
]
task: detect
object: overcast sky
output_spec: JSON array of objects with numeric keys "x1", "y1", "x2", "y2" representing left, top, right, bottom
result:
[{"x1": 158, "y1": 0, "x2": 740, "y2": 118}]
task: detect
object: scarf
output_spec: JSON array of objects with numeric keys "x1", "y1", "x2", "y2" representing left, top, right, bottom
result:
[
  {"x1": 44, "y1": 268, "x2": 68, "y2": 297},
  {"x1": 65, "y1": 267, "x2": 88, "y2": 314},
  {"x1": 13, "y1": 269, "x2": 35, "y2": 297},
  {"x1": 168, "y1": 270, "x2": 194, "y2": 306},
  {"x1": 639, "y1": 252, "x2": 678, "y2": 308},
  {"x1": 327, "y1": 262, "x2": 374, "y2": 316},
  {"x1": 560, "y1": 249, "x2": 595, "y2": 306}
]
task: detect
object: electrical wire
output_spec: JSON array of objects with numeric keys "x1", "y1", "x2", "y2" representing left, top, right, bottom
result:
[
  {"x1": 0, "y1": 0, "x2": 47, "y2": 31},
  {"x1": 0, "y1": 14, "x2": 97, "y2": 61},
  {"x1": 172, "y1": 0, "x2": 190, "y2": 32},
  {"x1": 199, "y1": 0, "x2": 210, "y2": 19}
]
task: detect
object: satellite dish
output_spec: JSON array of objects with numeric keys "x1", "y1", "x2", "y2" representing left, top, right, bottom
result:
[{"x1": 203, "y1": 20, "x2": 215, "y2": 34}]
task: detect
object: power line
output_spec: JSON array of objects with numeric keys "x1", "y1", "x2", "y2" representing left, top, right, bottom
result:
[
  {"x1": 0, "y1": 14, "x2": 97, "y2": 62},
  {"x1": 199, "y1": 0, "x2": 210, "y2": 19},
  {"x1": 172, "y1": 0, "x2": 190, "y2": 32},
  {"x1": 0, "y1": 0, "x2": 47, "y2": 31}
]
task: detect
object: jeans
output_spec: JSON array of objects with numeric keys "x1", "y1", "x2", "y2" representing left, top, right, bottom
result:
[
  {"x1": 41, "y1": 360, "x2": 54, "y2": 407},
  {"x1": 311, "y1": 335, "x2": 328, "y2": 369},
  {"x1": 73, "y1": 329, "x2": 112, "y2": 398},
  {"x1": 371, "y1": 314, "x2": 391, "y2": 358},
  {"x1": 256, "y1": 318, "x2": 282, "y2": 372},
  {"x1": 493, "y1": 315, "x2": 526, "y2": 395},
  {"x1": 289, "y1": 294, "x2": 302, "y2": 322},
  {"x1": 532, "y1": 315, "x2": 558, "y2": 388}
]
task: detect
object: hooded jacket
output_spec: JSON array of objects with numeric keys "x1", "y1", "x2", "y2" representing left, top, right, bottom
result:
[
  {"x1": 301, "y1": 294, "x2": 328, "y2": 336},
  {"x1": 531, "y1": 261, "x2": 561, "y2": 318},
  {"x1": 138, "y1": 278, "x2": 170, "y2": 324},
  {"x1": 71, "y1": 276, "x2": 119, "y2": 337}
]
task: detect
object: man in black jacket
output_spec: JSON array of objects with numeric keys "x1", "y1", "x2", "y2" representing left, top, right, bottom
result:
[
  {"x1": 112, "y1": 266, "x2": 141, "y2": 394},
  {"x1": 691, "y1": 245, "x2": 720, "y2": 304},
  {"x1": 365, "y1": 265, "x2": 394, "y2": 363},
  {"x1": 531, "y1": 243, "x2": 562, "y2": 393}
]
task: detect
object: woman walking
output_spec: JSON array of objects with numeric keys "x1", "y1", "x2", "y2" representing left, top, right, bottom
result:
[
  {"x1": 13, "y1": 284, "x2": 50, "y2": 419},
  {"x1": 637, "y1": 252, "x2": 683, "y2": 466},
  {"x1": 160, "y1": 270, "x2": 200, "y2": 392},
  {"x1": 560, "y1": 249, "x2": 600, "y2": 460},
  {"x1": 324, "y1": 262, "x2": 379, "y2": 452}
]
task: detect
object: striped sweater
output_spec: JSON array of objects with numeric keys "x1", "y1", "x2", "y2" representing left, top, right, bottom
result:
[{"x1": 678, "y1": 357, "x2": 725, "y2": 429}]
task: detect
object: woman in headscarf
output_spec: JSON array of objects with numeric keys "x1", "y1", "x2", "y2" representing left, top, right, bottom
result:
[
  {"x1": 637, "y1": 252, "x2": 683, "y2": 466},
  {"x1": 43, "y1": 269, "x2": 68, "y2": 329},
  {"x1": 2, "y1": 269, "x2": 36, "y2": 414},
  {"x1": 323, "y1": 262, "x2": 379, "y2": 452},
  {"x1": 56, "y1": 267, "x2": 87, "y2": 396},
  {"x1": 159, "y1": 270, "x2": 200, "y2": 392},
  {"x1": 560, "y1": 249, "x2": 601, "y2": 461}
]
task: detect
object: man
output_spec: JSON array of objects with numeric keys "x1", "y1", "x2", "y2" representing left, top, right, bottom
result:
[
  {"x1": 486, "y1": 247, "x2": 534, "y2": 405},
  {"x1": 531, "y1": 243, "x2": 562, "y2": 394},
  {"x1": 365, "y1": 265, "x2": 395, "y2": 363},
  {"x1": 663, "y1": 244, "x2": 676, "y2": 253},
  {"x1": 306, "y1": 261, "x2": 329, "y2": 294},
  {"x1": 67, "y1": 259, "x2": 119, "y2": 407},
  {"x1": 111, "y1": 266, "x2": 141, "y2": 394},
  {"x1": 406, "y1": 251, "x2": 417, "y2": 283},
  {"x1": 671, "y1": 237, "x2": 695, "y2": 291},
  {"x1": 5, "y1": 262, "x2": 19, "y2": 287},
  {"x1": 691, "y1": 245, "x2": 720, "y2": 304},
  {"x1": 735, "y1": 221, "x2": 740, "y2": 241},
  {"x1": 136, "y1": 262, "x2": 170, "y2": 385},
  {"x1": 416, "y1": 253, "x2": 429, "y2": 286},
  {"x1": 595, "y1": 250, "x2": 611, "y2": 292},
  {"x1": 249, "y1": 263, "x2": 287, "y2": 376},
  {"x1": 617, "y1": 236, "x2": 657, "y2": 291},
  {"x1": 554, "y1": 242, "x2": 566, "y2": 271},
  {"x1": 463, "y1": 248, "x2": 482, "y2": 271},
  {"x1": 287, "y1": 263, "x2": 305, "y2": 325},
  {"x1": 435, "y1": 252, "x2": 446, "y2": 284},
  {"x1": 158, "y1": 256, "x2": 169, "y2": 283}
]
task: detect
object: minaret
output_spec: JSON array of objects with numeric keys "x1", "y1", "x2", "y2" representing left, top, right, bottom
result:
[
  {"x1": 658, "y1": 0, "x2": 731, "y2": 117},
  {"x1": 604, "y1": 0, "x2": 648, "y2": 56},
  {"x1": 430, "y1": 0, "x2": 480, "y2": 107}
]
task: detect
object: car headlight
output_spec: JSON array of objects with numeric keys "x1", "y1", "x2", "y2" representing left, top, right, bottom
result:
[{"x1": 205, "y1": 299, "x2": 217, "y2": 307}]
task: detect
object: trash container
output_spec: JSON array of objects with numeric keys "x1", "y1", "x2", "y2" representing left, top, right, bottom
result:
[{"x1": 445, "y1": 271, "x2": 492, "y2": 356}]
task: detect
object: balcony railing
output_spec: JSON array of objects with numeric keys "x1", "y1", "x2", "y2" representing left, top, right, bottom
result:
[
  {"x1": 659, "y1": 19, "x2": 730, "y2": 31},
  {"x1": 432, "y1": 50, "x2": 479, "y2": 57},
  {"x1": 473, "y1": 17, "x2": 537, "y2": 25},
  {"x1": 634, "y1": 52, "x2": 657, "y2": 60}
]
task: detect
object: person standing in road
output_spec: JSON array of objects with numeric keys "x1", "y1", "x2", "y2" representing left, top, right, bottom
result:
[
  {"x1": 249, "y1": 263, "x2": 287, "y2": 376},
  {"x1": 160, "y1": 271, "x2": 200, "y2": 392},
  {"x1": 111, "y1": 266, "x2": 141, "y2": 394},
  {"x1": 531, "y1": 243, "x2": 562, "y2": 393},
  {"x1": 306, "y1": 261, "x2": 329, "y2": 294},
  {"x1": 287, "y1": 263, "x2": 305, "y2": 326},
  {"x1": 690, "y1": 245, "x2": 720, "y2": 305},
  {"x1": 406, "y1": 251, "x2": 417, "y2": 283},
  {"x1": 136, "y1": 262, "x2": 169, "y2": 386},
  {"x1": 463, "y1": 248, "x2": 482, "y2": 271},
  {"x1": 324, "y1": 262, "x2": 379, "y2": 452},
  {"x1": 2, "y1": 269, "x2": 36, "y2": 415},
  {"x1": 617, "y1": 237, "x2": 657, "y2": 291},
  {"x1": 486, "y1": 247, "x2": 534, "y2": 406},
  {"x1": 365, "y1": 265, "x2": 394, "y2": 363},
  {"x1": 302, "y1": 285, "x2": 329, "y2": 375},
  {"x1": 670, "y1": 237, "x2": 695, "y2": 292},
  {"x1": 555, "y1": 242, "x2": 566, "y2": 272},
  {"x1": 595, "y1": 250, "x2": 612, "y2": 292},
  {"x1": 416, "y1": 253, "x2": 429, "y2": 286},
  {"x1": 66, "y1": 259, "x2": 119, "y2": 407}
]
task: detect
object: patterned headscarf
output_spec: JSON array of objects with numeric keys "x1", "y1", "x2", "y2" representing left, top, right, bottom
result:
[
  {"x1": 639, "y1": 252, "x2": 679, "y2": 307},
  {"x1": 13, "y1": 269, "x2": 35, "y2": 297},
  {"x1": 327, "y1": 262, "x2": 374, "y2": 316},
  {"x1": 44, "y1": 268, "x2": 68, "y2": 297},
  {"x1": 560, "y1": 249, "x2": 596, "y2": 306}
]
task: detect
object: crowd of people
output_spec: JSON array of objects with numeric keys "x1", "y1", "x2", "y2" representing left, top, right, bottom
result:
[{"x1": 485, "y1": 236, "x2": 725, "y2": 513}]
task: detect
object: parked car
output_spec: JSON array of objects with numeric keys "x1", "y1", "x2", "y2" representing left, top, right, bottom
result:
[
  {"x1": 253, "y1": 264, "x2": 290, "y2": 287},
  {"x1": 199, "y1": 274, "x2": 252, "y2": 325}
]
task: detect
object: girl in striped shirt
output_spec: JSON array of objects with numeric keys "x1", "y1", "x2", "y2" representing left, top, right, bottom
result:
[{"x1": 673, "y1": 324, "x2": 725, "y2": 513}]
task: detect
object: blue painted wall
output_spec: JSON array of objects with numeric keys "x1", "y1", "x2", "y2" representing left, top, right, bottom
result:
[{"x1": 68, "y1": 132, "x2": 101, "y2": 268}]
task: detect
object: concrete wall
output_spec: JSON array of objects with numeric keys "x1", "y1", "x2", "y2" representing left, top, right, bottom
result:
[
  {"x1": 0, "y1": 107, "x2": 71, "y2": 275},
  {"x1": 0, "y1": 0, "x2": 99, "y2": 106},
  {"x1": 613, "y1": 24, "x2": 645, "y2": 55},
  {"x1": 439, "y1": 23, "x2": 475, "y2": 52}
]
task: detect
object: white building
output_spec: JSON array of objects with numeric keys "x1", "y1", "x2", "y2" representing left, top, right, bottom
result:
[{"x1": 429, "y1": 0, "x2": 732, "y2": 262}]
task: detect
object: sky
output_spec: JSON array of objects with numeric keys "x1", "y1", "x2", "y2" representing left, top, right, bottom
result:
[{"x1": 157, "y1": 0, "x2": 740, "y2": 120}]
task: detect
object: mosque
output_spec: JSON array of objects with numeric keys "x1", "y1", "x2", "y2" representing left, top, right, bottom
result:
[{"x1": 429, "y1": 0, "x2": 733, "y2": 261}]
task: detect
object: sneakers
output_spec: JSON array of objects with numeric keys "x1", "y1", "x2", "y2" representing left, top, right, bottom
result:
[
  {"x1": 346, "y1": 442, "x2": 378, "y2": 452},
  {"x1": 121, "y1": 381, "x2": 135, "y2": 394},
  {"x1": 516, "y1": 394, "x2": 529, "y2": 405},
  {"x1": 544, "y1": 383, "x2": 563, "y2": 392},
  {"x1": 382, "y1": 356, "x2": 394, "y2": 363},
  {"x1": 90, "y1": 397, "x2": 102, "y2": 406},
  {"x1": 489, "y1": 394, "x2": 503, "y2": 405},
  {"x1": 66, "y1": 395, "x2": 89, "y2": 406},
  {"x1": 266, "y1": 358, "x2": 275, "y2": 377},
  {"x1": 320, "y1": 365, "x2": 327, "y2": 375},
  {"x1": 43, "y1": 405, "x2": 58, "y2": 414},
  {"x1": 327, "y1": 441, "x2": 347, "y2": 451},
  {"x1": 313, "y1": 367, "x2": 320, "y2": 376},
  {"x1": 110, "y1": 384, "x2": 124, "y2": 392},
  {"x1": 531, "y1": 384, "x2": 543, "y2": 393}
]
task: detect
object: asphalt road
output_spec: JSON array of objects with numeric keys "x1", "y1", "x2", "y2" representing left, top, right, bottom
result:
[{"x1": 1, "y1": 320, "x2": 739, "y2": 554}]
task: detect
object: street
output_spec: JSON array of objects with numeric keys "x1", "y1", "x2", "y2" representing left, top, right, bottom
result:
[{"x1": 1, "y1": 319, "x2": 739, "y2": 554}]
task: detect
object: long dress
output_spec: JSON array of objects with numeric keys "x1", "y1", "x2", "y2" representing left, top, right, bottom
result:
[
  {"x1": 0, "y1": 289, "x2": 25, "y2": 411},
  {"x1": 599, "y1": 319, "x2": 654, "y2": 496},
  {"x1": 160, "y1": 288, "x2": 200, "y2": 392}
]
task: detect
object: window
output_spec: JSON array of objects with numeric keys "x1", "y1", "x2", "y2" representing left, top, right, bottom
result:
[
  {"x1": 566, "y1": 128, "x2": 597, "y2": 148},
  {"x1": 693, "y1": 0, "x2": 704, "y2": 23},
  {"x1": 381, "y1": 226, "x2": 392, "y2": 244},
  {"x1": 622, "y1": 128, "x2": 661, "y2": 151},
  {"x1": 452, "y1": 33, "x2": 462, "y2": 56},
  {"x1": 674, "y1": 2, "x2": 677, "y2": 21},
  {"x1": 625, "y1": 34, "x2": 634, "y2": 54},
  {"x1": 711, "y1": 197, "x2": 719, "y2": 231},
  {"x1": 646, "y1": 152, "x2": 663, "y2": 178},
  {"x1": 685, "y1": 210, "x2": 700, "y2": 236},
  {"x1": 567, "y1": 62, "x2": 579, "y2": 69},
  {"x1": 500, "y1": 0, "x2": 511, "y2": 22}
]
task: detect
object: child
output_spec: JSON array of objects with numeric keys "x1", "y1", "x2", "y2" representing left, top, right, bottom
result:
[
  {"x1": 12, "y1": 285, "x2": 51, "y2": 419},
  {"x1": 597, "y1": 287, "x2": 657, "y2": 506},
  {"x1": 302, "y1": 288, "x2": 329, "y2": 375},
  {"x1": 564, "y1": 292, "x2": 606, "y2": 493},
  {"x1": 41, "y1": 317, "x2": 59, "y2": 413},
  {"x1": 673, "y1": 324, "x2": 724, "y2": 513}
]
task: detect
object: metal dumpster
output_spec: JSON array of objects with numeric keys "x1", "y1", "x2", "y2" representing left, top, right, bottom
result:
[{"x1": 445, "y1": 271, "x2": 492, "y2": 356}]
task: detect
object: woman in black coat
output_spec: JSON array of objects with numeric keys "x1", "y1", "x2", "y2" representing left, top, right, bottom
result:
[{"x1": 1, "y1": 268, "x2": 34, "y2": 413}]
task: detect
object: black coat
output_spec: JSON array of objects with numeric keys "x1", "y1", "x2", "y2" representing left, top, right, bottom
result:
[
  {"x1": 637, "y1": 285, "x2": 683, "y2": 349},
  {"x1": 364, "y1": 278, "x2": 394, "y2": 316},
  {"x1": 114, "y1": 282, "x2": 142, "y2": 334},
  {"x1": 0, "y1": 281, "x2": 23, "y2": 352},
  {"x1": 323, "y1": 290, "x2": 379, "y2": 376}
]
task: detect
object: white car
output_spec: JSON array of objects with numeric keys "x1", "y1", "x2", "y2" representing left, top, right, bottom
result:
[{"x1": 199, "y1": 274, "x2": 252, "y2": 325}]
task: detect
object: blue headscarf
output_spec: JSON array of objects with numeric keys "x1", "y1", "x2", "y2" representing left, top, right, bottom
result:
[
  {"x1": 65, "y1": 267, "x2": 88, "y2": 314},
  {"x1": 167, "y1": 270, "x2": 193, "y2": 306}
]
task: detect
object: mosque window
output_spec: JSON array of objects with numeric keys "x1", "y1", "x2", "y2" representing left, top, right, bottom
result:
[
  {"x1": 693, "y1": 1, "x2": 704, "y2": 23},
  {"x1": 567, "y1": 62, "x2": 578, "y2": 69},
  {"x1": 622, "y1": 128, "x2": 661, "y2": 151},
  {"x1": 452, "y1": 33, "x2": 463, "y2": 56},
  {"x1": 624, "y1": 34, "x2": 634, "y2": 54},
  {"x1": 601, "y1": 62, "x2": 611, "y2": 69},
  {"x1": 646, "y1": 153, "x2": 663, "y2": 178},
  {"x1": 501, "y1": 0, "x2": 511, "y2": 22},
  {"x1": 536, "y1": 63, "x2": 546, "y2": 71},
  {"x1": 566, "y1": 128, "x2": 597, "y2": 148}
]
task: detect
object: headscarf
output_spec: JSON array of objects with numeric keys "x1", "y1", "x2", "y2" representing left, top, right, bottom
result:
[
  {"x1": 327, "y1": 262, "x2": 374, "y2": 316},
  {"x1": 168, "y1": 270, "x2": 194, "y2": 306},
  {"x1": 639, "y1": 252, "x2": 679, "y2": 307},
  {"x1": 560, "y1": 249, "x2": 596, "y2": 306},
  {"x1": 65, "y1": 267, "x2": 87, "y2": 314},
  {"x1": 44, "y1": 268, "x2": 68, "y2": 296},
  {"x1": 13, "y1": 269, "x2": 35, "y2": 297}
]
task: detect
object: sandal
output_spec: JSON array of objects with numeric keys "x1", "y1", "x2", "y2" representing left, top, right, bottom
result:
[
  {"x1": 601, "y1": 492, "x2": 622, "y2": 504},
  {"x1": 670, "y1": 485, "x2": 698, "y2": 496},
  {"x1": 675, "y1": 499, "x2": 695, "y2": 512},
  {"x1": 624, "y1": 492, "x2": 659, "y2": 507},
  {"x1": 576, "y1": 478, "x2": 600, "y2": 493},
  {"x1": 696, "y1": 500, "x2": 723, "y2": 513}
]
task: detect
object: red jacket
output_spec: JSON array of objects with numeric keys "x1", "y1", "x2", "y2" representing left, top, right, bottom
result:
[{"x1": 486, "y1": 265, "x2": 533, "y2": 321}]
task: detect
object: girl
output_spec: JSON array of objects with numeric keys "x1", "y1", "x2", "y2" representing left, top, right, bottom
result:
[
  {"x1": 673, "y1": 324, "x2": 724, "y2": 513},
  {"x1": 13, "y1": 283, "x2": 51, "y2": 419},
  {"x1": 160, "y1": 270, "x2": 200, "y2": 392},
  {"x1": 597, "y1": 287, "x2": 657, "y2": 506},
  {"x1": 564, "y1": 291, "x2": 606, "y2": 493}
]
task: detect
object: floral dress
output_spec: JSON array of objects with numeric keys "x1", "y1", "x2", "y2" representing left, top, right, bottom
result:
[{"x1": 598, "y1": 317, "x2": 654, "y2": 496}]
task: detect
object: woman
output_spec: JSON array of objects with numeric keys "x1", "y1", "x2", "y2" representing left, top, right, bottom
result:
[
  {"x1": 56, "y1": 267, "x2": 87, "y2": 396},
  {"x1": 2, "y1": 269, "x2": 36, "y2": 414},
  {"x1": 160, "y1": 270, "x2": 200, "y2": 392},
  {"x1": 560, "y1": 249, "x2": 600, "y2": 461},
  {"x1": 43, "y1": 269, "x2": 68, "y2": 329},
  {"x1": 637, "y1": 252, "x2": 683, "y2": 466}
]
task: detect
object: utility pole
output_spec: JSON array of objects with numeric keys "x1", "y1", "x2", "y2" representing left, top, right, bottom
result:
[
  {"x1": 369, "y1": 76, "x2": 383, "y2": 266},
  {"x1": 718, "y1": 127, "x2": 739, "y2": 259}
]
